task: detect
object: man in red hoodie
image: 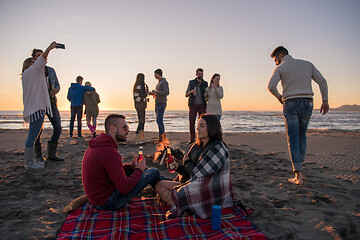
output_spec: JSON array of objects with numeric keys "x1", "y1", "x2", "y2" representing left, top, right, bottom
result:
[{"x1": 82, "y1": 114, "x2": 161, "y2": 210}]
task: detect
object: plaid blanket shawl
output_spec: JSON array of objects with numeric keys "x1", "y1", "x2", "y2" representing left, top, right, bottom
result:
[
  {"x1": 169, "y1": 141, "x2": 234, "y2": 219},
  {"x1": 57, "y1": 197, "x2": 268, "y2": 240}
]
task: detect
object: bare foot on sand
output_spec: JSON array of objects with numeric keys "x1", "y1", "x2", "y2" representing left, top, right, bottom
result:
[
  {"x1": 288, "y1": 171, "x2": 304, "y2": 185},
  {"x1": 288, "y1": 177, "x2": 303, "y2": 185}
]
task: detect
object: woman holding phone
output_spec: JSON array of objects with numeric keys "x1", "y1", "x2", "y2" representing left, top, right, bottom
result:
[{"x1": 21, "y1": 41, "x2": 57, "y2": 170}]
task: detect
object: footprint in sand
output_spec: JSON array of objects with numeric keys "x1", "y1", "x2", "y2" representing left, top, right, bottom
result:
[
  {"x1": 312, "y1": 195, "x2": 333, "y2": 204},
  {"x1": 271, "y1": 199, "x2": 289, "y2": 208}
]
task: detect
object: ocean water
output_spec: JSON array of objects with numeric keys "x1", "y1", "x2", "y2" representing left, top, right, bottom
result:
[{"x1": 1, "y1": 110, "x2": 359, "y2": 133}]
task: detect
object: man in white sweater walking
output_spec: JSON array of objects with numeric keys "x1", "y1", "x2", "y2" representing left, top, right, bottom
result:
[{"x1": 267, "y1": 46, "x2": 329, "y2": 185}]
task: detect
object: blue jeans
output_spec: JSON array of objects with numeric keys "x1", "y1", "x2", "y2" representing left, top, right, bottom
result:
[
  {"x1": 70, "y1": 106, "x2": 83, "y2": 137},
  {"x1": 97, "y1": 168, "x2": 161, "y2": 210},
  {"x1": 283, "y1": 99, "x2": 313, "y2": 172},
  {"x1": 35, "y1": 102, "x2": 62, "y2": 144},
  {"x1": 155, "y1": 103, "x2": 166, "y2": 137},
  {"x1": 25, "y1": 116, "x2": 45, "y2": 148}
]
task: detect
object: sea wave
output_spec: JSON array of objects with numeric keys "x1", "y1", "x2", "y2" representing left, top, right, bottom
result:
[{"x1": 1, "y1": 110, "x2": 359, "y2": 133}]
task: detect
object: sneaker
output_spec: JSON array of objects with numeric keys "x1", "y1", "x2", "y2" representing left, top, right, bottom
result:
[
  {"x1": 136, "y1": 140, "x2": 145, "y2": 145},
  {"x1": 25, "y1": 161, "x2": 45, "y2": 170},
  {"x1": 35, "y1": 160, "x2": 46, "y2": 165}
]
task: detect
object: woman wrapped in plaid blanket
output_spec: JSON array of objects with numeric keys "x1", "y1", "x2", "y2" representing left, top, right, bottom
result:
[{"x1": 155, "y1": 114, "x2": 234, "y2": 219}]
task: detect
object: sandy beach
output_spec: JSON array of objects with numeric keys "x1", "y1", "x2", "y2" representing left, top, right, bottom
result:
[{"x1": 0, "y1": 129, "x2": 359, "y2": 240}]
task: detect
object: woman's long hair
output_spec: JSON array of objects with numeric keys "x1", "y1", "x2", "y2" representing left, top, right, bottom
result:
[
  {"x1": 209, "y1": 73, "x2": 220, "y2": 88},
  {"x1": 196, "y1": 113, "x2": 223, "y2": 145},
  {"x1": 22, "y1": 58, "x2": 34, "y2": 74},
  {"x1": 133, "y1": 73, "x2": 145, "y2": 93}
]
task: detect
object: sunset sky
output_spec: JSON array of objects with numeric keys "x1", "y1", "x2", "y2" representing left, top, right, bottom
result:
[{"x1": 1, "y1": 0, "x2": 359, "y2": 112}]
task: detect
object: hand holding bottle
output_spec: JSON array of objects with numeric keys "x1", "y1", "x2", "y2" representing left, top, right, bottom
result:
[
  {"x1": 191, "y1": 88, "x2": 197, "y2": 96},
  {"x1": 134, "y1": 158, "x2": 147, "y2": 171},
  {"x1": 151, "y1": 90, "x2": 157, "y2": 98},
  {"x1": 132, "y1": 147, "x2": 147, "y2": 171},
  {"x1": 166, "y1": 148, "x2": 176, "y2": 173}
]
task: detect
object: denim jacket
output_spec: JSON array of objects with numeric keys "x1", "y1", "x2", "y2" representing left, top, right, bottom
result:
[
  {"x1": 45, "y1": 66, "x2": 60, "y2": 104},
  {"x1": 46, "y1": 66, "x2": 60, "y2": 90}
]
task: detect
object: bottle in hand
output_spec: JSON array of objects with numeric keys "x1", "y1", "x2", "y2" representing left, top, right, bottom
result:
[
  {"x1": 166, "y1": 148, "x2": 176, "y2": 173},
  {"x1": 138, "y1": 146, "x2": 144, "y2": 162}
]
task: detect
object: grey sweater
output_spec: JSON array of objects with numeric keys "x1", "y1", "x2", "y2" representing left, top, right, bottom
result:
[
  {"x1": 268, "y1": 55, "x2": 328, "y2": 101},
  {"x1": 155, "y1": 78, "x2": 169, "y2": 104}
]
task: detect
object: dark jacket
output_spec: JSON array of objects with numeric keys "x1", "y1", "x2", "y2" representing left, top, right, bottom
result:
[
  {"x1": 186, "y1": 78, "x2": 208, "y2": 108},
  {"x1": 133, "y1": 83, "x2": 149, "y2": 109},
  {"x1": 67, "y1": 83, "x2": 95, "y2": 107},
  {"x1": 45, "y1": 66, "x2": 60, "y2": 104},
  {"x1": 176, "y1": 140, "x2": 220, "y2": 182}
]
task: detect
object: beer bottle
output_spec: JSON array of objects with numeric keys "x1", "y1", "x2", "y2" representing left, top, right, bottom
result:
[{"x1": 166, "y1": 148, "x2": 176, "y2": 173}]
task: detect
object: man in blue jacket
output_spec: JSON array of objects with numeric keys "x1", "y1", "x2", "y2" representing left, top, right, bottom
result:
[{"x1": 67, "y1": 76, "x2": 95, "y2": 137}]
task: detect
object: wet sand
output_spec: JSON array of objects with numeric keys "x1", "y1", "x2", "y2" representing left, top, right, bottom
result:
[{"x1": 0, "y1": 129, "x2": 359, "y2": 239}]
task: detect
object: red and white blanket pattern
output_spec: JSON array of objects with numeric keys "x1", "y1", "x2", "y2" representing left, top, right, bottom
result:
[{"x1": 57, "y1": 197, "x2": 268, "y2": 240}]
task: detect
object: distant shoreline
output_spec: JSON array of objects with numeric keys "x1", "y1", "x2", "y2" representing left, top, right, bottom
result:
[
  {"x1": 1, "y1": 109, "x2": 359, "y2": 133},
  {"x1": 1, "y1": 104, "x2": 360, "y2": 112}
]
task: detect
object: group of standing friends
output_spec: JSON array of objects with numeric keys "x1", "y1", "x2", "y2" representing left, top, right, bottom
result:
[
  {"x1": 21, "y1": 42, "x2": 329, "y2": 220},
  {"x1": 21, "y1": 42, "x2": 101, "y2": 170},
  {"x1": 132, "y1": 68, "x2": 224, "y2": 145}
]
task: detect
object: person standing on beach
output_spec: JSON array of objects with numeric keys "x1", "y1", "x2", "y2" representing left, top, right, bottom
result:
[
  {"x1": 82, "y1": 114, "x2": 161, "y2": 210},
  {"x1": 267, "y1": 46, "x2": 329, "y2": 185},
  {"x1": 67, "y1": 76, "x2": 95, "y2": 138},
  {"x1": 21, "y1": 42, "x2": 57, "y2": 170},
  {"x1": 205, "y1": 73, "x2": 224, "y2": 120},
  {"x1": 83, "y1": 81, "x2": 100, "y2": 138},
  {"x1": 31, "y1": 48, "x2": 64, "y2": 162},
  {"x1": 185, "y1": 68, "x2": 208, "y2": 145},
  {"x1": 151, "y1": 69, "x2": 169, "y2": 142},
  {"x1": 133, "y1": 73, "x2": 149, "y2": 144}
]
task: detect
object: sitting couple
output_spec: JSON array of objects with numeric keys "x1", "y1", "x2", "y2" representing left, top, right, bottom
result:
[{"x1": 82, "y1": 113, "x2": 234, "y2": 219}]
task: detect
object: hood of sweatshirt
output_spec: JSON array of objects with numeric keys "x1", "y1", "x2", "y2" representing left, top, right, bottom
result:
[
  {"x1": 70, "y1": 83, "x2": 82, "y2": 89},
  {"x1": 88, "y1": 133, "x2": 118, "y2": 149}
]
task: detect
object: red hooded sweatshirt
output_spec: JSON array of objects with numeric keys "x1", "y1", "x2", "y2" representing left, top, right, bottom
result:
[{"x1": 82, "y1": 133, "x2": 143, "y2": 206}]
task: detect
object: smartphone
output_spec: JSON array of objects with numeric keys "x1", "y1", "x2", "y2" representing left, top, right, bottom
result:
[{"x1": 55, "y1": 43, "x2": 65, "y2": 49}]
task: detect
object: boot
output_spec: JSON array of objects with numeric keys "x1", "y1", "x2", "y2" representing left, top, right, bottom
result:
[
  {"x1": 47, "y1": 141, "x2": 64, "y2": 161},
  {"x1": 87, "y1": 123, "x2": 93, "y2": 135},
  {"x1": 24, "y1": 148, "x2": 44, "y2": 170},
  {"x1": 135, "y1": 132, "x2": 144, "y2": 145},
  {"x1": 92, "y1": 125, "x2": 97, "y2": 138},
  {"x1": 90, "y1": 125, "x2": 96, "y2": 138},
  {"x1": 135, "y1": 132, "x2": 141, "y2": 144},
  {"x1": 140, "y1": 130, "x2": 145, "y2": 141},
  {"x1": 35, "y1": 143, "x2": 47, "y2": 164}
]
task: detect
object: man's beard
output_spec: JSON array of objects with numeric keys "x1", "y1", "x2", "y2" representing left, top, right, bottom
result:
[{"x1": 115, "y1": 131, "x2": 127, "y2": 142}]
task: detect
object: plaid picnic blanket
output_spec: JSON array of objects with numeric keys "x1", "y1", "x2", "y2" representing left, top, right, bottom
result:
[{"x1": 57, "y1": 197, "x2": 268, "y2": 240}]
